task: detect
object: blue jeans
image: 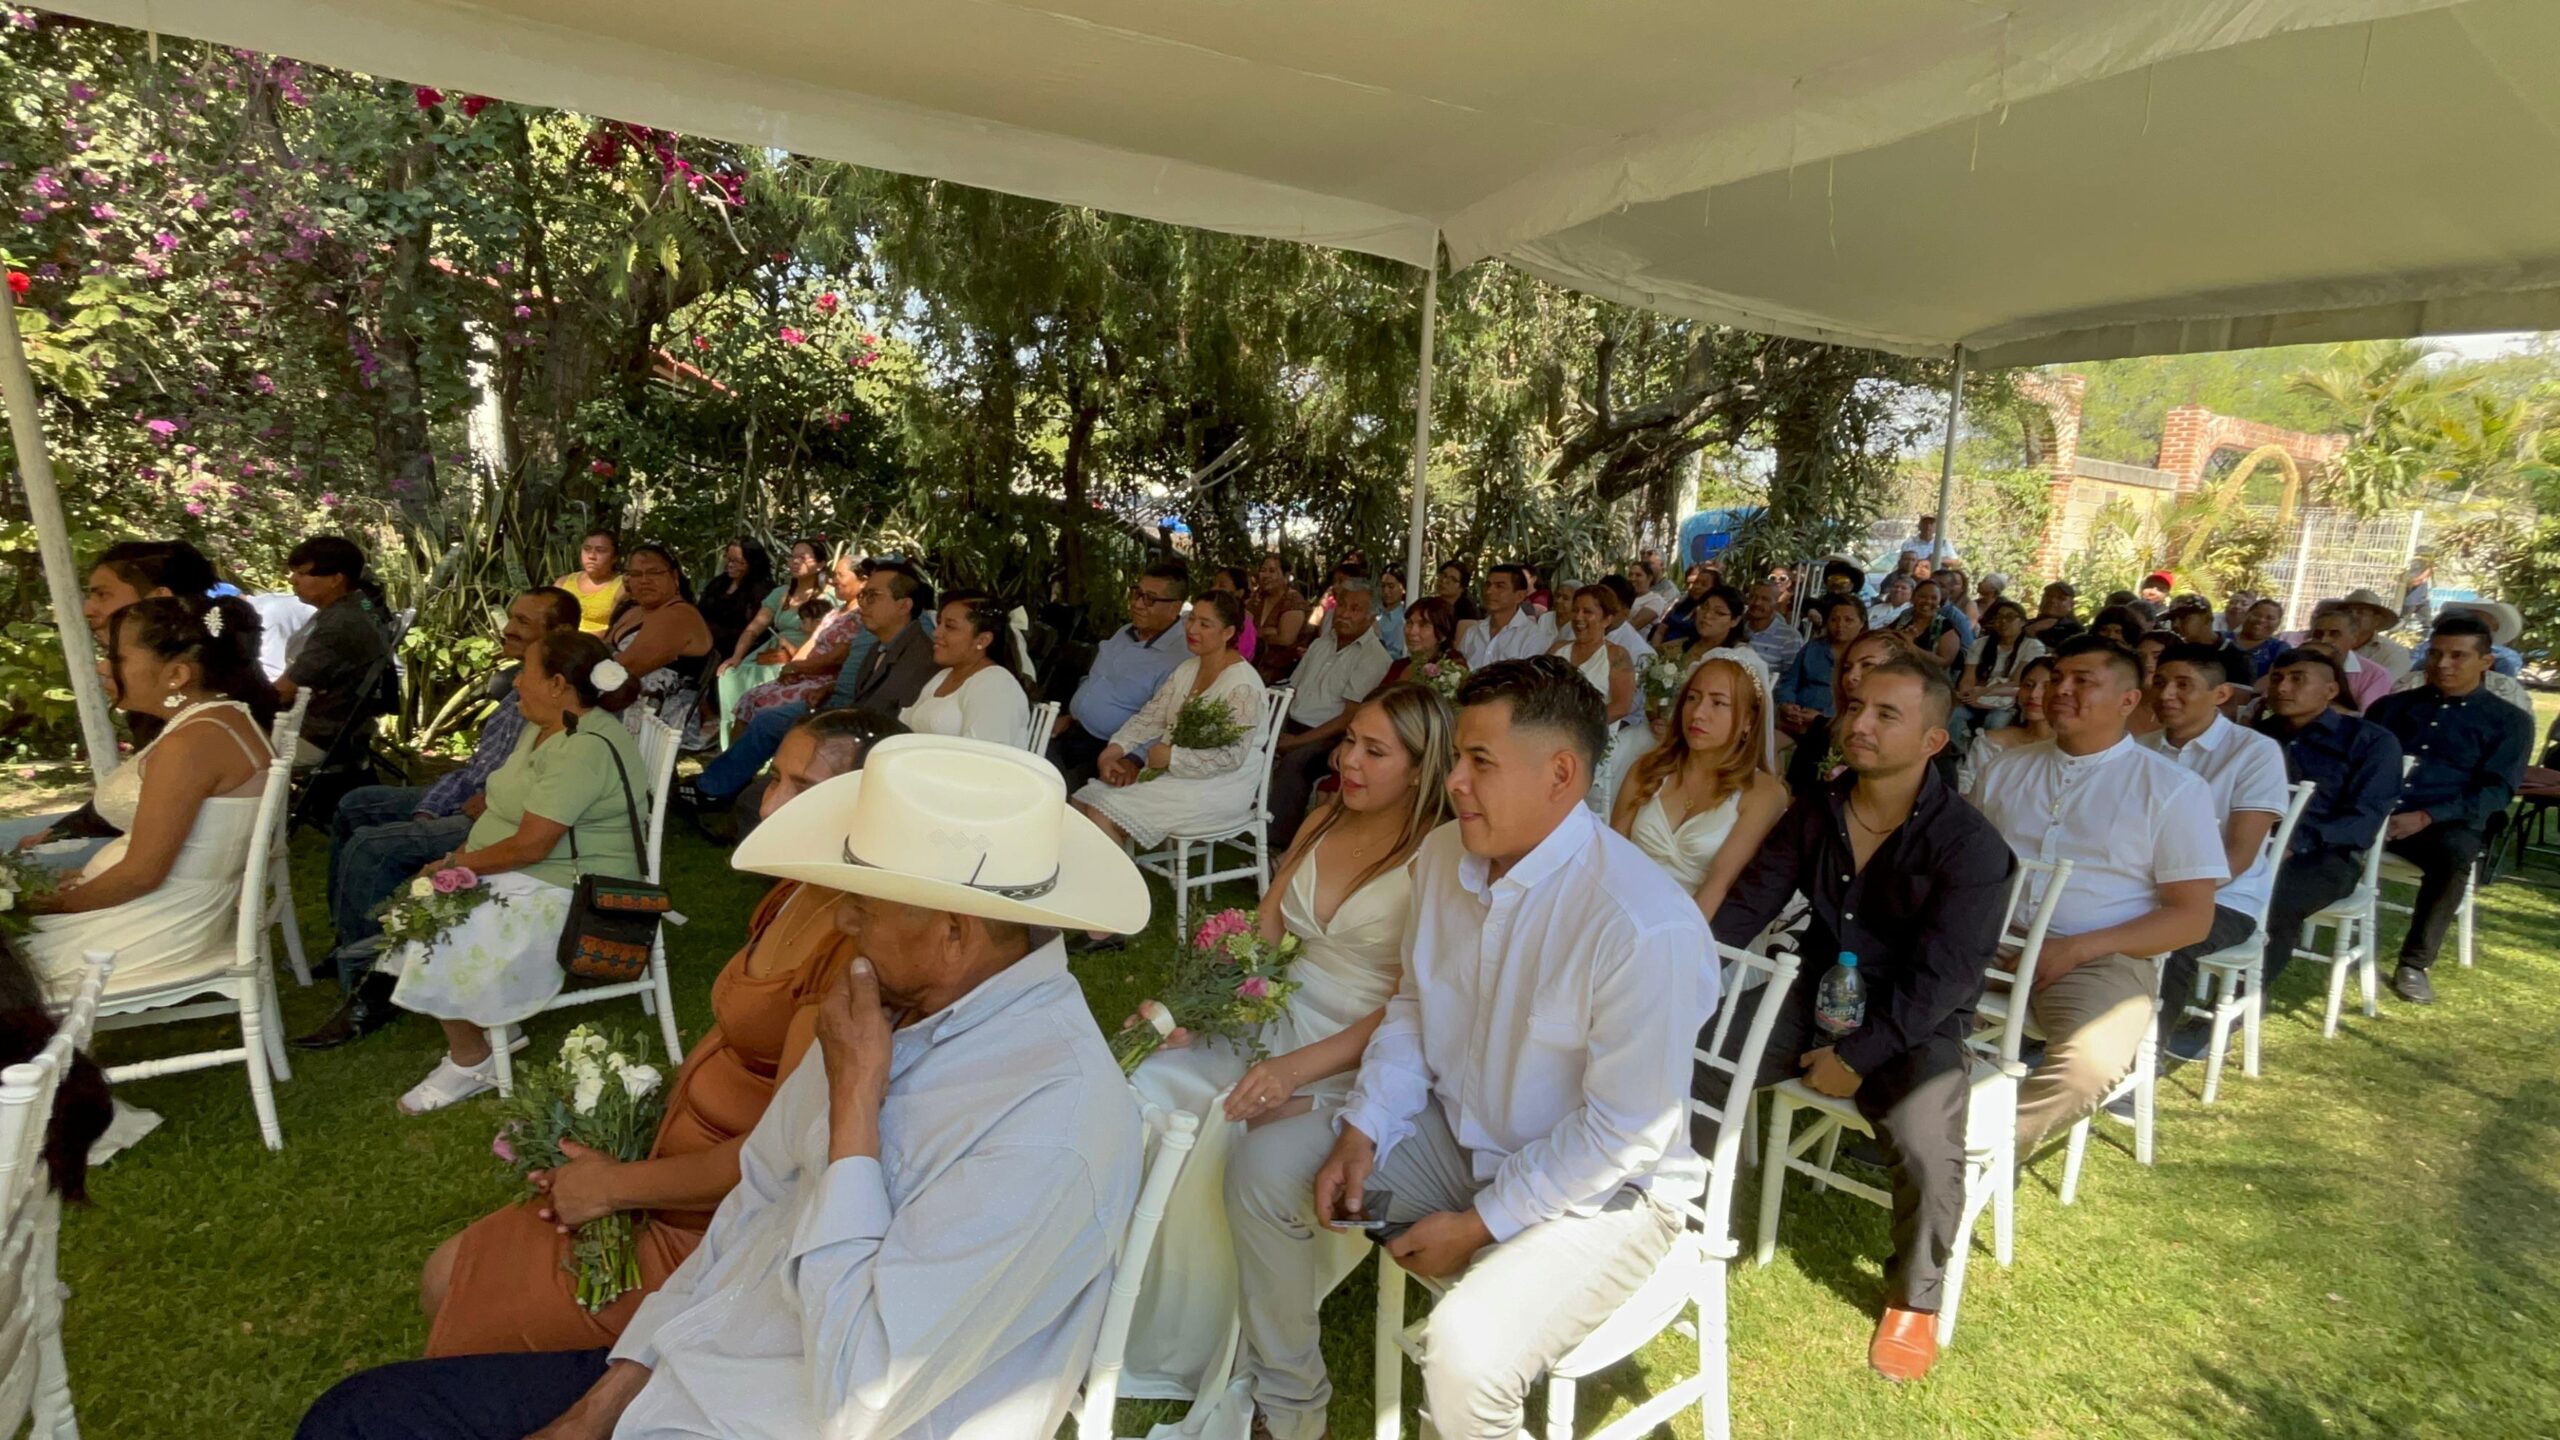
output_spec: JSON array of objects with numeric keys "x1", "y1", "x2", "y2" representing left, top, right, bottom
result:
[
  {"x1": 694, "y1": 699, "x2": 808, "y2": 799},
  {"x1": 328, "y1": 785, "x2": 471, "y2": 988},
  {"x1": 297, "y1": 1348, "x2": 611, "y2": 1440}
]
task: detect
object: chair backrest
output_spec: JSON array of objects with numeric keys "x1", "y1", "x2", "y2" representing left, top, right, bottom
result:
[
  {"x1": 2245, "y1": 781, "x2": 2319, "y2": 930},
  {"x1": 233, "y1": 757, "x2": 296, "y2": 973},
  {"x1": 1686, "y1": 943, "x2": 1801, "y2": 1248},
  {"x1": 1072, "y1": 1103, "x2": 1202, "y2": 1438},
  {"x1": 267, "y1": 690, "x2": 313, "y2": 759},
  {"x1": 0, "y1": 954, "x2": 108, "y2": 1218},
  {"x1": 631, "y1": 713, "x2": 682, "y2": 884},
  {"x1": 1246, "y1": 686, "x2": 1294, "y2": 822},
  {"x1": 1970, "y1": 857, "x2": 2075, "y2": 1067},
  {"x1": 1024, "y1": 699, "x2": 1061, "y2": 756}
]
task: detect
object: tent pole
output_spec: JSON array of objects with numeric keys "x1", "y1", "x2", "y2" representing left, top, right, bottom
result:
[
  {"x1": 1931, "y1": 344, "x2": 1967, "y2": 563},
  {"x1": 0, "y1": 281, "x2": 118, "y2": 779},
  {"x1": 1403, "y1": 250, "x2": 1438, "y2": 594}
]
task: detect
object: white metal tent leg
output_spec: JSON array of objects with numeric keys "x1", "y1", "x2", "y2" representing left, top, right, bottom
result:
[
  {"x1": 1929, "y1": 344, "x2": 1967, "y2": 562},
  {"x1": 0, "y1": 281, "x2": 119, "y2": 778},
  {"x1": 1403, "y1": 251, "x2": 1439, "y2": 592}
]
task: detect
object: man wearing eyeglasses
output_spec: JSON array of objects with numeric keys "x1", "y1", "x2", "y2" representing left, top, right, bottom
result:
[{"x1": 1050, "y1": 559, "x2": 1193, "y2": 790}]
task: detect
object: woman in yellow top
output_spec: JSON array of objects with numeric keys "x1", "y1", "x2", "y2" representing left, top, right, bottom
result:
[{"x1": 553, "y1": 528, "x2": 624, "y2": 635}]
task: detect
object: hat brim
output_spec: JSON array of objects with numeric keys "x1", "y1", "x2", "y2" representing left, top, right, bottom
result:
[
  {"x1": 2442, "y1": 601, "x2": 2522, "y2": 647},
  {"x1": 731, "y1": 772, "x2": 1153, "y2": 935}
]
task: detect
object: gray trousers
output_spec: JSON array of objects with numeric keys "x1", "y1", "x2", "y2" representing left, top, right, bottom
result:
[{"x1": 1228, "y1": 1100, "x2": 1679, "y2": 1440}]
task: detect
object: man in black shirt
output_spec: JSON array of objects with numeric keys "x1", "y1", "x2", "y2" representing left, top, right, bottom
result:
[
  {"x1": 2251, "y1": 649, "x2": 2402, "y2": 991},
  {"x1": 1710, "y1": 656, "x2": 2016, "y2": 1383},
  {"x1": 2363, "y1": 613, "x2": 2532, "y2": 1002},
  {"x1": 276, "y1": 535, "x2": 394, "y2": 762}
]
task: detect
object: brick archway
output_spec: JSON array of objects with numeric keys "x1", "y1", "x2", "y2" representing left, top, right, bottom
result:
[{"x1": 2155, "y1": 405, "x2": 2345, "y2": 496}]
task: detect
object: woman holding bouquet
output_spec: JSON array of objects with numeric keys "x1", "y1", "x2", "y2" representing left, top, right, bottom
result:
[
  {"x1": 386, "y1": 630, "x2": 649, "y2": 1115},
  {"x1": 1071, "y1": 589, "x2": 1267, "y2": 852},
  {"x1": 1610, "y1": 648, "x2": 1787, "y2": 923},
  {"x1": 1371, "y1": 595, "x2": 1460, "y2": 696},
  {"x1": 1117, "y1": 683, "x2": 1455, "y2": 1406},
  {"x1": 416, "y1": 711, "x2": 883, "y2": 1356}
]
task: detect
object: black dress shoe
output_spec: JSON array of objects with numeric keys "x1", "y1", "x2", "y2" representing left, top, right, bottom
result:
[
  {"x1": 291, "y1": 973, "x2": 400, "y2": 1049},
  {"x1": 2391, "y1": 964, "x2": 2436, "y2": 1005},
  {"x1": 2163, "y1": 1022, "x2": 2214, "y2": 1065},
  {"x1": 1067, "y1": 931, "x2": 1127, "y2": 955}
]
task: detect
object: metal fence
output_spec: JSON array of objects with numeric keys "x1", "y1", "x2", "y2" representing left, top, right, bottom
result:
[{"x1": 2259, "y1": 507, "x2": 2426, "y2": 631}]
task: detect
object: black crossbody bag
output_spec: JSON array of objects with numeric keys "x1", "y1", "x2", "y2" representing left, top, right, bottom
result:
[{"x1": 555, "y1": 722, "x2": 672, "y2": 983}]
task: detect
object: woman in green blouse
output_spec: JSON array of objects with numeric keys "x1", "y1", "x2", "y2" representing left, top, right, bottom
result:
[
  {"x1": 708, "y1": 536, "x2": 828, "y2": 745},
  {"x1": 389, "y1": 629, "x2": 648, "y2": 1115}
]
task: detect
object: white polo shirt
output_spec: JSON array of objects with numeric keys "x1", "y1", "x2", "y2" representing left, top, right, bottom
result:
[
  {"x1": 1458, "y1": 608, "x2": 1559, "y2": 669},
  {"x1": 2142, "y1": 716, "x2": 2291, "y2": 920},
  {"x1": 1286, "y1": 622, "x2": 1393, "y2": 730},
  {"x1": 1969, "y1": 735, "x2": 2228, "y2": 938}
]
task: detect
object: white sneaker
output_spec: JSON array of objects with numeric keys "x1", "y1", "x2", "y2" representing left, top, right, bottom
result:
[{"x1": 398, "y1": 1054, "x2": 498, "y2": 1115}]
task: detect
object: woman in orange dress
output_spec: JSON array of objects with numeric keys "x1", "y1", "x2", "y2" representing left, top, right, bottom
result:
[{"x1": 419, "y1": 880, "x2": 853, "y2": 1355}]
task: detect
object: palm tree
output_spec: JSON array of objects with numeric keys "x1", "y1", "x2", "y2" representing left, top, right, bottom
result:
[{"x1": 2284, "y1": 340, "x2": 2470, "y2": 515}]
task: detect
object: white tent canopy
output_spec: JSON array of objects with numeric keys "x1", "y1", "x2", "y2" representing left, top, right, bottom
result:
[{"x1": 40, "y1": 0, "x2": 2560, "y2": 365}]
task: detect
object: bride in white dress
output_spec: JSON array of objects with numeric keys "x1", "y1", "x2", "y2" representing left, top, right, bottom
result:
[
  {"x1": 1608, "y1": 646, "x2": 1787, "y2": 921},
  {"x1": 1118, "y1": 682, "x2": 1456, "y2": 1416},
  {"x1": 23, "y1": 596, "x2": 278, "y2": 998}
]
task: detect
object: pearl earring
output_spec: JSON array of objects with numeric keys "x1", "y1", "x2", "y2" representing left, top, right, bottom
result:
[{"x1": 163, "y1": 693, "x2": 185, "y2": 710}]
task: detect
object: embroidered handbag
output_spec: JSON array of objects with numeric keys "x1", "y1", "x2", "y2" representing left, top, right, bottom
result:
[{"x1": 554, "y1": 722, "x2": 672, "y2": 983}]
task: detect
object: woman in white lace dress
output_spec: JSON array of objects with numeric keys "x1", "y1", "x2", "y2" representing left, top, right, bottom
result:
[
  {"x1": 1073, "y1": 590, "x2": 1267, "y2": 849},
  {"x1": 1117, "y1": 682, "x2": 1456, "y2": 1410},
  {"x1": 1609, "y1": 647, "x2": 1786, "y2": 922},
  {"x1": 23, "y1": 596, "x2": 278, "y2": 998}
]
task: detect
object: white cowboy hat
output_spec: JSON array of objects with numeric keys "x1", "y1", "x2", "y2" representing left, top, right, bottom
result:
[
  {"x1": 2339, "y1": 587, "x2": 2401, "y2": 623},
  {"x1": 733, "y1": 734, "x2": 1151, "y2": 935},
  {"x1": 2440, "y1": 599, "x2": 2522, "y2": 648}
]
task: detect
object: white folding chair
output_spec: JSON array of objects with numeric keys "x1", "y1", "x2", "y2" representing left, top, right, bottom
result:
[
  {"x1": 2182, "y1": 780, "x2": 2316, "y2": 1104},
  {"x1": 2054, "y1": 947, "x2": 2168, "y2": 1207},
  {"x1": 1372, "y1": 944, "x2": 1800, "y2": 1440},
  {"x1": 488, "y1": 714, "x2": 685, "y2": 1098},
  {"x1": 265, "y1": 692, "x2": 315, "y2": 987},
  {"x1": 1130, "y1": 687, "x2": 1292, "y2": 938},
  {"x1": 2309, "y1": 826, "x2": 2394, "y2": 1040},
  {"x1": 1, "y1": 952, "x2": 107, "y2": 1440},
  {"x1": 1069, "y1": 1103, "x2": 1202, "y2": 1439},
  {"x1": 1025, "y1": 699, "x2": 1061, "y2": 756},
  {"x1": 1758, "y1": 858, "x2": 2073, "y2": 1346},
  {"x1": 92, "y1": 755, "x2": 297, "y2": 1150},
  {"x1": 2375, "y1": 853, "x2": 2479, "y2": 972}
]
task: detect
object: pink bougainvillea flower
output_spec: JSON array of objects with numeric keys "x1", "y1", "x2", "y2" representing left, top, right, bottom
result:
[
  {"x1": 778, "y1": 326, "x2": 807, "y2": 346},
  {"x1": 16, "y1": 208, "x2": 42, "y2": 224},
  {"x1": 67, "y1": 82, "x2": 94, "y2": 102},
  {"x1": 143, "y1": 417, "x2": 178, "y2": 438},
  {"x1": 319, "y1": 491, "x2": 340, "y2": 507},
  {"x1": 589, "y1": 459, "x2": 616, "y2": 477},
  {"x1": 184, "y1": 502, "x2": 206, "y2": 516},
  {"x1": 512, "y1": 304, "x2": 531, "y2": 318},
  {"x1": 414, "y1": 86, "x2": 444, "y2": 109},
  {"x1": 5, "y1": 271, "x2": 27, "y2": 297},
  {"x1": 89, "y1": 202, "x2": 117, "y2": 220},
  {"x1": 459, "y1": 94, "x2": 492, "y2": 118},
  {"x1": 815, "y1": 292, "x2": 840, "y2": 315},
  {"x1": 690, "y1": 335, "x2": 709, "y2": 352},
  {"x1": 252, "y1": 373, "x2": 276, "y2": 395},
  {"x1": 154, "y1": 231, "x2": 178, "y2": 251}
]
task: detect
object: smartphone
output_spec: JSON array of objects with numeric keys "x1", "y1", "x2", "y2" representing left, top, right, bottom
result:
[{"x1": 1334, "y1": 1186, "x2": 1394, "y2": 1231}]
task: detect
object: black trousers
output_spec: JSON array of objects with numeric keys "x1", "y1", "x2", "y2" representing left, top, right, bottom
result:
[
  {"x1": 1264, "y1": 724, "x2": 1333, "y2": 852},
  {"x1": 2158, "y1": 903, "x2": 2260, "y2": 1042},
  {"x1": 1701, "y1": 981, "x2": 1971, "y2": 1313},
  {"x1": 2386, "y1": 821, "x2": 2487, "y2": 969},
  {"x1": 1046, "y1": 721, "x2": 1110, "y2": 793},
  {"x1": 2260, "y1": 847, "x2": 2369, "y2": 991},
  {"x1": 297, "y1": 1348, "x2": 612, "y2": 1440}
]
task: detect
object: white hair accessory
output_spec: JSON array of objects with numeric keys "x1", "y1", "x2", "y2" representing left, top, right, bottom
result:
[
  {"x1": 202, "y1": 606, "x2": 225, "y2": 638},
  {"x1": 590, "y1": 658, "x2": 630, "y2": 692}
]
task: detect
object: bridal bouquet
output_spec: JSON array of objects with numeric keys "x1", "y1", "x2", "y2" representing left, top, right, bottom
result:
[
  {"x1": 374, "y1": 865, "x2": 507, "y2": 951},
  {"x1": 1640, "y1": 654, "x2": 1687, "y2": 720},
  {"x1": 0, "y1": 851, "x2": 59, "y2": 939},
  {"x1": 1113, "y1": 908, "x2": 1302, "y2": 1074},
  {"x1": 1411, "y1": 654, "x2": 1468, "y2": 701},
  {"x1": 1137, "y1": 694, "x2": 1249, "y2": 781},
  {"x1": 490, "y1": 1025, "x2": 670, "y2": 1312}
]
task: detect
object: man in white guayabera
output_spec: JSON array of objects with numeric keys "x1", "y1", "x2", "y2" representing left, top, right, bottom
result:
[{"x1": 1227, "y1": 655, "x2": 1712, "y2": 1440}]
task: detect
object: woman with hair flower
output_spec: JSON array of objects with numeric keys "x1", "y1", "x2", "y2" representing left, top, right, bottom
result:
[{"x1": 387, "y1": 630, "x2": 651, "y2": 1115}]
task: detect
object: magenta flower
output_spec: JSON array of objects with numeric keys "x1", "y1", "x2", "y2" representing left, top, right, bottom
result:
[
  {"x1": 460, "y1": 94, "x2": 492, "y2": 119},
  {"x1": 252, "y1": 373, "x2": 276, "y2": 395},
  {"x1": 815, "y1": 292, "x2": 839, "y2": 315},
  {"x1": 512, "y1": 304, "x2": 531, "y2": 318},
  {"x1": 1235, "y1": 976, "x2": 1271, "y2": 1000},
  {"x1": 778, "y1": 326, "x2": 807, "y2": 346},
  {"x1": 144, "y1": 418, "x2": 178, "y2": 439},
  {"x1": 691, "y1": 335, "x2": 709, "y2": 352},
  {"x1": 319, "y1": 491, "x2": 340, "y2": 507},
  {"x1": 154, "y1": 232, "x2": 178, "y2": 251},
  {"x1": 589, "y1": 459, "x2": 616, "y2": 477},
  {"x1": 430, "y1": 867, "x2": 476, "y2": 894},
  {"x1": 414, "y1": 86, "x2": 444, "y2": 109},
  {"x1": 68, "y1": 82, "x2": 94, "y2": 102},
  {"x1": 1193, "y1": 908, "x2": 1252, "y2": 953},
  {"x1": 491, "y1": 1131, "x2": 517, "y2": 1165},
  {"x1": 184, "y1": 502, "x2": 206, "y2": 516},
  {"x1": 89, "y1": 202, "x2": 117, "y2": 221}
]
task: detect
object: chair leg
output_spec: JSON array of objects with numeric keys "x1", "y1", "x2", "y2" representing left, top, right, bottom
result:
[
  {"x1": 1543, "y1": 1373, "x2": 1576, "y2": 1440},
  {"x1": 2060, "y1": 1118, "x2": 2090, "y2": 1206},
  {"x1": 2241, "y1": 962, "x2": 2264, "y2": 1080},
  {"x1": 1697, "y1": 1268, "x2": 1731, "y2": 1440},
  {"x1": 1755, "y1": 1096, "x2": 1796, "y2": 1266},
  {"x1": 2201, "y1": 981, "x2": 2232, "y2": 1107},
  {"x1": 2322, "y1": 932, "x2": 2349, "y2": 1040},
  {"x1": 1811, "y1": 1123, "x2": 1842, "y2": 1195},
  {"x1": 1373, "y1": 1252, "x2": 1406, "y2": 1440},
  {"x1": 275, "y1": 865, "x2": 311, "y2": 988},
  {"x1": 2132, "y1": 1040, "x2": 2157, "y2": 1168},
  {"x1": 260, "y1": 964, "x2": 294, "y2": 1084},
  {"x1": 489, "y1": 1026, "x2": 516, "y2": 1099},
  {"x1": 1991, "y1": 1142, "x2": 2017, "y2": 1267},
  {"x1": 240, "y1": 979, "x2": 283, "y2": 1151},
  {"x1": 1171, "y1": 839, "x2": 1193, "y2": 938},
  {"x1": 2457, "y1": 875, "x2": 2476, "y2": 969},
  {"x1": 1739, "y1": 1089, "x2": 1759, "y2": 1169},
  {"x1": 651, "y1": 939, "x2": 683, "y2": 1063}
]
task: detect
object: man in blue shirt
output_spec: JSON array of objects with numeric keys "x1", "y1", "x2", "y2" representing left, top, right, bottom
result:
[
  {"x1": 1047, "y1": 559, "x2": 1191, "y2": 790},
  {"x1": 2363, "y1": 613, "x2": 2533, "y2": 1003},
  {"x1": 1776, "y1": 594, "x2": 1866, "y2": 735},
  {"x1": 2249, "y1": 648, "x2": 2402, "y2": 993},
  {"x1": 294, "y1": 586, "x2": 581, "y2": 1049}
]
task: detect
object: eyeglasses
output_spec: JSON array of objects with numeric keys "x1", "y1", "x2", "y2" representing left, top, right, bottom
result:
[{"x1": 1127, "y1": 587, "x2": 1178, "y2": 606}]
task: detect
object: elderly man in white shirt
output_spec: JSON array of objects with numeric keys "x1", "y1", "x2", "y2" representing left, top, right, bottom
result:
[
  {"x1": 1970, "y1": 636, "x2": 2227, "y2": 1155},
  {"x1": 1455, "y1": 563, "x2": 1558, "y2": 669},
  {"x1": 2142, "y1": 642, "x2": 2293, "y2": 1062},
  {"x1": 1266, "y1": 576, "x2": 1396, "y2": 847},
  {"x1": 296, "y1": 736, "x2": 1150, "y2": 1440},
  {"x1": 1228, "y1": 654, "x2": 1712, "y2": 1440}
]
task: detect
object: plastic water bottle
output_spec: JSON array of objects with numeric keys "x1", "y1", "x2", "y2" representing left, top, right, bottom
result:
[{"x1": 1815, "y1": 952, "x2": 1866, "y2": 1040}]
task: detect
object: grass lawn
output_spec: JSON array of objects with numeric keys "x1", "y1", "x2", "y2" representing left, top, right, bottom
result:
[{"x1": 48, "y1": 707, "x2": 2560, "y2": 1439}]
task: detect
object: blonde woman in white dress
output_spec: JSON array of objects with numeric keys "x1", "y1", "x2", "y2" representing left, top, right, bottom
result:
[
  {"x1": 898, "y1": 593, "x2": 1032, "y2": 747},
  {"x1": 1117, "y1": 682, "x2": 1456, "y2": 1413},
  {"x1": 22, "y1": 596, "x2": 279, "y2": 998},
  {"x1": 1073, "y1": 590, "x2": 1267, "y2": 850},
  {"x1": 1610, "y1": 646, "x2": 1786, "y2": 922}
]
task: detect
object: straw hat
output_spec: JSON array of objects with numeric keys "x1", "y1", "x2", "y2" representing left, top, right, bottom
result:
[
  {"x1": 2339, "y1": 587, "x2": 2401, "y2": 625},
  {"x1": 733, "y1": 734, "x2": 1151, "y2": 935},
  {"x1": 2439, "y1": 599, "x2": 2522, "y2": 648}
]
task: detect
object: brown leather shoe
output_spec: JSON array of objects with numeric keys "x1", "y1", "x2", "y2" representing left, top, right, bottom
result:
[
  {"x1": 1249, "y1": 1410, "x2": 1327, "y2": 1440},
  {"x1": 1868, "y1": 1305, "x2": 1940, "y2": 1383}
]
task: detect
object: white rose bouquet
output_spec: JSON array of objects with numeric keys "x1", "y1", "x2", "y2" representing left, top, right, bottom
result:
[
  {"x1": 0, "y1": 851, "x2": 59, "y2": 939},
  {"x1": 372, "y1": 865, "x2": 507, "y2": 952},
  {"x1": 1640, "y1": 654, "x2": 1687, "y2": 721},
  {"x1": 489, "y1": 1025, "x2": 671, "y2": 1311}
]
